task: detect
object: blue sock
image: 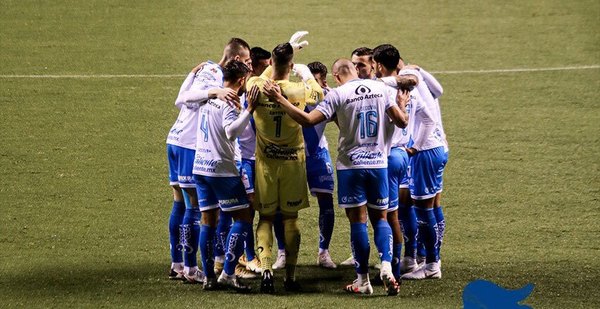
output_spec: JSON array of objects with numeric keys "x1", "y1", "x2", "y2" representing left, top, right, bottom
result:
[
  {"x1": 244, "y1": 209, "x2": 256, "y2": 261},
  {"x1": 433, "y1": 206, "x2": 445, "y2": 258},
  {"x1": 318, "y1": 197, "x2": 335, "y2": 250},
  {"x1": 373, "y1": 219, "x2": 393, "y2": 263},
  {"x1": 199, "y1": 224, "x2": 217, "y2": 278},
  {"x1": 215, "y1": 211, "x2": 232, "y2": 258},
  {"x1": 169, "y1": 201, "x2": 185, "y2": 263},
  {"x1": 415, "y1": 207, "x2": 439, "y2": 263},
  {"x1": 392, "y1": 243, "x2": 403, "y2": 280},
  {"x1": 224, "y1": 221, "x2": 251, "y2": 276},
  {"x1": 398, "y1": 205, "x2": 418, "y2": 259},
  {"x1": 274, "y1": 211, "x2": 285, "y2": 251},
  {"x1": 350, "y1": 222, "x2": 370, "y2": 274},
  {"x1": 181, "y1": 208, "x2": 200, "y2": 268}
]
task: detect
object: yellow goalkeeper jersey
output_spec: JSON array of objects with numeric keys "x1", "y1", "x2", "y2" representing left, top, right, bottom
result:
[{"x1": 246, "y1": 75, "x2": 323, "y2": 164}]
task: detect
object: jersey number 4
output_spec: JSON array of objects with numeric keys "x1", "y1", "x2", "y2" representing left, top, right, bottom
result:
[
  {"x1": 357, "y1": 111, "x2": 378, "y2": 139},
  {"x1": 200, "y1": 114, "x2": 209, "y2": 142}
]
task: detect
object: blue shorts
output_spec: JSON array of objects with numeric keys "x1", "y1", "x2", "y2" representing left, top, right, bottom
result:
[
  {"x1": 408, "y1": 146, "x2": 447, "y2": 200},
  {"x1": 387, "y1": 147, "x2": 409, "y2": 212},
  {"x1": 306, "y1": 148, "x2": 335, "y2": 195},
  {"x1": 167, "y1": 144, "x2": 196, "y2": 188},
  {"x1": 337, "y1": 168, "x2": 389, "y2": 210},
  {"x1": 239, "y1": 159, "x2": 255, "y2": 194},
  {"x1": 194, "y1": 175, "x2": 250, "y2": 212}
]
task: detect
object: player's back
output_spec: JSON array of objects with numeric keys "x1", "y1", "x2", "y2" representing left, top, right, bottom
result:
[
  {"x1": 318, "y1": 79, "x2": 395, "y2": 170},
  {"x1": 247, "y1": 76, "x2": 322, "y2": 163},
  {"x1": 193, "y1": 98, "x2": 239, "y2": 177}
]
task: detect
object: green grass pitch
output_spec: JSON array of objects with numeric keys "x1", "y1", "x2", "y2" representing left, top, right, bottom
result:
[{"x1": 0, "y1": 0, "x2": 598, "y2": 307}]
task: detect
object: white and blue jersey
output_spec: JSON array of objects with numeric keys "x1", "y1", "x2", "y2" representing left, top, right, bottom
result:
[
  {"x1": 166, "y1": 62, "x2": 223, "y2": 187},
  {"x1": 303, "y1": 95, "x2": 334, "y2": 195},
  {"x1": 316, "y1": 79, "x2": 397, "y2": 209},
  {"x1": 238, "y1": 94, "x2": 256, "y2": 193},
  {"x1": 193, "y1": 96, "x2": 250, "y2": 211}
]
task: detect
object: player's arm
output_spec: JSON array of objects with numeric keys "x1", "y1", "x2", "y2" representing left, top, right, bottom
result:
[
  {"x1": 224, "y1": 86, "x2": 260, "y2": 140},
  {"x1": 379, "y1": 74, "x2": 419, "y2": 92},
  {"x1": 294, "y1": 64, "x2": 324, "y2": 104},
  {"x1": 386, "y1": 89, "x2": 410, "y2": 129},
  {"x1": 407, "y1": 95, "x2": 436, "y2": 155},
  {"x1": 263, "y1": 81, "x2": 326, "y2": 126},
  {"x1": 404, "y1": 64, "x2": 443, "y2": 99},
  {"x1": 175, "y1": 64, "x2": 240, "y2": 109}
]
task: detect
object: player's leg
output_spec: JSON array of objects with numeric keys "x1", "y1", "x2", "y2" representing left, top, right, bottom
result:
[
  {"x1": 212, "y1": 176, "x2": 253, "y2": 292},
  {"x1": 254, "y1": 159, "x2": 277, "y2": 293},
  {"x1": 272, "y1": 210, "x2": 286, "y2": 270},
  {"x1": 365, "y1": 168, "x2": 399, "y2": 296},
  {"x1": 181, "y1": 186, "x2": 204, "y2": 284},
  {"x1": 398, "y1": 187, "x2": 419, "y2": 273},
  {"x1": 214, "y1": 210, "x2": 232, "y2": 276},
  {"x1": 278, "y1": 162, "x2": 310, "y2": 292},
  {"x1": 307, "y1": 150, "x2": 336, "y2": 268},
  {"x1": 402, "y1": 147, "x2": 446, "y2": 280},
  {"x1": 239, "y1": 159, "x2": 261, "y2": 275},
  {"x1": 386, "y1": 147, "x2": 407, "y2": 280},
  {"x1": 166, "y1": 145, "x2": 186, "y2": 279},
  {"x1": 433, "y1": 150, "x2": 448, "y2": 264},
  {"x1": 338, "y1": 169, "x2": 373, "y2": 295},
  {"x1": 192, "y1": 175, "x2": 219, "y2": 288}
]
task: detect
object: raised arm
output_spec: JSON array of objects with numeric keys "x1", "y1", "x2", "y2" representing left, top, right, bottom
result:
[
  {"x1": 224, "y1": 86, "x2": 260, "y2": 140},
  {"x1": 419, "y1": 68, "x2": 443, "y2": 99}
]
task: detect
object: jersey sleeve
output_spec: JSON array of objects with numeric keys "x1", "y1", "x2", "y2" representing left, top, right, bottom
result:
[
  {"x1": 383, "y1": 85, "x2": 397, "y2": 111},
  {"x1": 304, "y1": 78, "x2": 325, "y2": 105},
  {"x1": 412, "y1": 93, "x2": 436, "y2": 151},
  {"x1": 419, "y1": 68, "x2": 444, "y2": 99},
  {"x1": 315, "y1": 89, "x2": 339, "y2": 120}
]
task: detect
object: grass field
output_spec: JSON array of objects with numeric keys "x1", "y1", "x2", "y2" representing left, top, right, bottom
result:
[{"x1": 1, "y1": 0, "x2": 599, "y2": 308}]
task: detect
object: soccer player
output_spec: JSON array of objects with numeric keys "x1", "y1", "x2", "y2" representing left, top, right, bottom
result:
[
  {"x1": 250, "y1": 47, "x2": 272, "y2": 77},
  {"x1": 246, "y1": 40, "x2": 324, "y2": 293},
  {"x1": 193, "y1": 60, "x2": 259, "y2": 292},
  {"x1": 351, "y1": 47, "x2": 376, "y2": 80},
  {"x1": 399, "y1": 60, "x2": 448, "y2": 270},
  {"x1": 305, "y1": 61, "x2": 336, "y2": 268},
  {"x1": 264, "y1": 59, "x2": 410, "y2": 296},
  {"x1": 167, "y1": 38, "x2": 251, "y2": 284}
]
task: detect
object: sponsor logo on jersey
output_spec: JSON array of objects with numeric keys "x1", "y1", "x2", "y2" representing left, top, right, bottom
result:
[
  {"x1": 287, "y1": 199, "x2": 303, "y2": 207},
  {"x1": 354, "y1": 85, "x2": 372, "y2": 95},
  {"x1": 263, "y1": 144, "x2": 301, "y2": 161}
]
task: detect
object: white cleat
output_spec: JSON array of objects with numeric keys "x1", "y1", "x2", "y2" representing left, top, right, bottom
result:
[
  {"x1": 317, "y1": 251, "x2": 337, "y2": 269},
  {"x1": 183, "y1": 267, "x2": 206, "y2": 284},
  {"x1": 272, "y1": 250, "x2": 286, "y2": 270},
  {"x1": 344, "y1": 279, "x2": 373, "y2": 295},
  {"x1": 400, "y1": 256, "x2": 419, "y2": 274},
  {"x1": 340, "y1": 255, "x2": 356, "y2": 266},
  {"x1": 401, "y1": 261, "x2": 441, "y2": 280},
  {"x1": 380, "y1": 263, "x2": 400, "y2": 296},
  {"x1": 217, "y1": 272, "x2": 251, "y2": 293}
]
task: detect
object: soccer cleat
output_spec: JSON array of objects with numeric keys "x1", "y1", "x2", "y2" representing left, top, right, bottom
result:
[
  {"x1": 317, "y1": 251, "x2": 337, "y2": 269},
  {"x1": 401, "y1": 261, "x2": 441, "y2": 280},
  {"x1": 214, "y1": 261, "x2": 224, "y2": 277},
  {"x1": 400, "y1": 256, "x2": 419, "y2": 274},
  {"x1": 260, "y1": 270, "x2": 275, "y2": 294},
  {"x1": 246, "y1": 258, "x2": 263, "y2": 274},
  {"x1": 284, "y1": 279, "x2": 302, "y2": 292},
  {"x1": 183, "y1": 268, "x2": 206, "y2": 284},
  {"x1": 218, "y1": 273, "x2": 252, "y2": 293},
  {"x1": 344, "y1": 279, "x2": 373, "y2": 295},
  {"x1": 203, "y1": 277, "x2": 220, "y2": 290},
  {"x1": 380, "y1": 264, "x2": 400, "y2": 296},
  {"x1": 374, "y1": 262, "x2": 382, "y2": 270},
  {"x1": 238, "y1": 254, "x2": 248, "y2": 267},
  {"x1": 272, "y1": 251, "x2": 286, "y2": 270},
  {"x1": 235, "y1": 264, "x2": 258, "y2": 279},
  {"x1": 340, "y1": 255, "x2": 356, "y2": 266},
  {"x1": 169, "y1": 268, "x2": 185, "y2": 280},
  {"x1": 416, "y1": 256, "x2": 426, "y2": 268}
]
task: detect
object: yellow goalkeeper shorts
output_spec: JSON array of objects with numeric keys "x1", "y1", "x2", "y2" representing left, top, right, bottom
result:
[{"x1": 254, "y1": 158, "x2": 309, "y2": 216}]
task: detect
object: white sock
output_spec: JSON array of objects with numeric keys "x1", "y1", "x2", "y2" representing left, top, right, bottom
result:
[
  {"x1": 171, "y1": 262, "x2": 184, "y2": 271},
  {"x1": 215, "y1": 255, "x2": 225, "y2": 263},
  {"x1": 278, "y1": 249, "x2": 286, "y2": 256},
  {"x1": 357, "y1": 273, "x2": 370, "y2": 285},
  {"x1": 318, "y1": 248, "x2": 328, "y2": 255}
]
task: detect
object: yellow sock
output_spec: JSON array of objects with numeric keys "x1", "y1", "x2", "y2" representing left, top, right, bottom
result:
[
  {"x1": 283, "y1": 218, "x2": 300, "y2": 281},
  {"x1": 256, "y1": 219, "x2": 273, "y2": 272}
]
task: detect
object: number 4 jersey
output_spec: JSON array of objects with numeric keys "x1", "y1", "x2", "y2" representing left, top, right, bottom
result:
[{"x1": 316, "y1": 79, "x2": 397, "y2": 171}]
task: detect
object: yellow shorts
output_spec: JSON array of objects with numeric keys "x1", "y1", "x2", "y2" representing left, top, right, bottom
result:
[{"x1": 254, "y1": 158, "x2": 309, "y2": 216}]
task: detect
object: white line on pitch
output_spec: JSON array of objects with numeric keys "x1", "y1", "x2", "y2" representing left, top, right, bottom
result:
[{"x1": 0, "y1": 65, "x2": 598, "y2": 78}]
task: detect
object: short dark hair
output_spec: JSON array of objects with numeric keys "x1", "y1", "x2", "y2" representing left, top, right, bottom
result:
[
  {"x1": 351, "y1": 47, "x2": 373, "y2": 58},
  {"x1": 372, "y1": 44, "x2": 400, "y2": 71},
  {"x1": 272, "y1": 43, "x2": 294, "y2": 67},
  {"x1": 223, "y1": 60, "x2": 250, "y2": 83},
  {"x1": 308, "y1": 61, "x2": 327, "y2": 76},
  {"x1": 225, "y1": 38, "x2": 250, "y2": 58},
  {"x1": 250, "y1": 47, "x2": 271, "y2": 64}
]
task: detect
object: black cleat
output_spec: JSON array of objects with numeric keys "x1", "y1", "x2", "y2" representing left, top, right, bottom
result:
[
  {"x1": 260, "y1": 270, "x2": 275, "y2": 294},
  {"x1": 169, "y1": 268, "x2": 185, "y2": 280},
  {"x1": 203, "y1": 277, "x2": 220, "y2": 290},
  {"x1": 283, "y1": 279, "x2": 302, "y2": 292}
]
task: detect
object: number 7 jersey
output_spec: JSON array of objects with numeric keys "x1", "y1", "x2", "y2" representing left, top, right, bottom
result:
[{"x1": 246, "y1": 76, "x2": 324, "y2": 163}]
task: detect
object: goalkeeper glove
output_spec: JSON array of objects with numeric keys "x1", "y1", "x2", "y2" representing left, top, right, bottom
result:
[
  {"x1": 289, "y1": 31, "x2": 309, "y2": 51},
  {"x1": 292, "y1": 64, "x2": 314, "y2": 81}
]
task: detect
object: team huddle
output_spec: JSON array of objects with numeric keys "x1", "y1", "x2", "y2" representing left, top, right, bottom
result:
[{"x1": 165, "y1": 31, "x2": 448, "y2": 296}]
